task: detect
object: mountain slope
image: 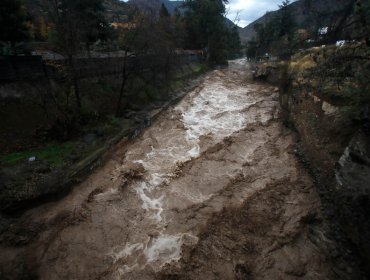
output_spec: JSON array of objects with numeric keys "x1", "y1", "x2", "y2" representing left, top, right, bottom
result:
[
  {"x1": 22, "y1": 0, "x2": 129, "y2": 22},
  {"x1": 160, "y1": 0, "x2": 183, "y2": 13},
  {"x1": 129, "y1": 0, "x2": 239, "y2": 30},
  {"x1": 239, "y1": 0, "x2": 354, "y2": 42},
  {"x1": 128, "y1": 0, "x2": 183, "y2": 14}
]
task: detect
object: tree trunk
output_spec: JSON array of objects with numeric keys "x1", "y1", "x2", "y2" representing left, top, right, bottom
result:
[
  {"x1": 86, "y1": 43, "x2": 91, "y2": 59},
  {"x1": 73, "y1": 77, "x2": 82, "y2": 109},
  {"x1": 68, "y1": 55, "x2": 82, "y2": 109},
  {"x1": 116, "y1": 50, "x2": 129, "y2": 117}
]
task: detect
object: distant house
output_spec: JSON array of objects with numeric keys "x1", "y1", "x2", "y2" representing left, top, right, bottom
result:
[
  {"x1": 175, "y1": 49, "x2": 204, "y2": 62},
  {"x1": 318, "y1": 26, "x2": 329, "y2": 36}
]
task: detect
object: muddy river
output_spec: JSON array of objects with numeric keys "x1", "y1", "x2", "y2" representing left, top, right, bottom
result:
[{"x1": 0, "y1": 59, "x2": 336, "y2": 279}]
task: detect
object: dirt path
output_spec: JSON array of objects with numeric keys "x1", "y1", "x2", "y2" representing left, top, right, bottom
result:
[{"x1": 0, "y1": 59, "x2": 335, "y2": 279}]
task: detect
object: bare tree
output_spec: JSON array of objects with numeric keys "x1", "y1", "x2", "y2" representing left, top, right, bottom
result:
[
  {"x1": 114, "y1": 4, "x2": 183, "y2": 116},
  {"x1": 50, "y1": 0, "x2": 108, "y2": 109}
]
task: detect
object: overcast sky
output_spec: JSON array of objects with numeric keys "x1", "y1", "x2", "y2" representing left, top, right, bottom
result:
[{"x1": 225, "y1": 0, "x2": 296, "y2": 27}]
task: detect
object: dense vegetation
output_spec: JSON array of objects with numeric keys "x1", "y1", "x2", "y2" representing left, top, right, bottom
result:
[
  {"x1": 0, "y1": 0, "x2": 242, "y2": 120},
  {"x1": 0, "y1": 0, "x2": 243, "y2": 168},
  {"x1": 0, "y1": 0, "x2": 242, "y2": 62},
  {"x1": 246, "y1": 0, "x2": 370, "y2": 59},
  {"x1": 0, "y1": 0, "x2": 31, "y2": 54}
]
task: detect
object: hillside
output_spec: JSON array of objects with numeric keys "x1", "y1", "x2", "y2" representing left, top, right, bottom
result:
[
  {"x1": 128, "y1": 0, "x2": 184, "y2": 14},
  {"x1": 22, "y1": 0, "x2": 239, "y2": 38},
  {"x1": 103, "y1": 0, "x2": 129, "y2": 22},
  {"x1": 160, "y1": 0, "x2": 183, "y2": 13},
  {"x1": 129, "y1": 0, "x2": 239, "y2": 29},
  {"x1": 239, "y1": 0, "x2": 353, "y2": 42},
  {"x1": 22, "y1": 0, "x2": 129, "y2": 23}
]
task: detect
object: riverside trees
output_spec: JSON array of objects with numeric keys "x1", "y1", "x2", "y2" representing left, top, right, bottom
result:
[
  {"x1": 50, "y1": 0, "x2": 110, "y2": 109},
  {"x1": 113, "y1": 3, "x2": 185, "y2": 116},
  {"x1": 248, "y1": 0, "x2": 296, "y2": 59},
  {"x1": 0, "y1": 0, "x2": 30, "y2": 54},
  {"x1": 184, "y1": 0, "x2": 230, "y2": 66},
  {"x1": 354, "y1": 0, "x2": 370, "y2": 45},
  {"x1": 1, "y1": 0, "x2": 243, "y2": 135}
]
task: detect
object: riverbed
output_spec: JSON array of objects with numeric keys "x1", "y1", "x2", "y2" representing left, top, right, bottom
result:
[{"x1": 0, "y1": 59, "x2": 335, "y2": 279}]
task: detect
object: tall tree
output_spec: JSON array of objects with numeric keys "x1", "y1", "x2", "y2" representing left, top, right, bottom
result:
[
  {"x1": 252, "y1": 0, "x2": 296, "y2": 58},
  {"x1": 184, "y1": 0, "x2": 229, "y2": 66},
  {"x1": 51, "y1": 0, "x2": 109, "y2": 57},
  {"x1": 115, "y1": 4, "x2": 183, "y2": 116},
  {"x1": 277, "y1": 0, "x2": 295, "y2": 40},
  {"x1": 50, "y1": 0, "x2": 109, "y2": 108},
  {"x1": 354, "y1": 0, "x2": 370, "y2": 45},
  {"x1": 0, "y1": 0, "x2": 30, "y2": 54},
  {"x1": 160, "y1": 3, "x2": 170, "y2": 18},
  {"x1": 227, "y1": 26, "x2": 242, "y2": 58}
]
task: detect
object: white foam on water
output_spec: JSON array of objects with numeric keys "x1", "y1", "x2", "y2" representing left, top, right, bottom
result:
[
  {"x1": 93, "y1": 188, "x2": 119, "y2": 202},
  {"x1": 113, "y1": 233, "x2": 199, "y2": 275},
  {"x1": 113, "y1": 243, "x2": 144, "y2": 261},
  {"x1": 135, "y1": 182, "x2": 164, "y2": 222},
  {"x1": 128, "y1": 72, "x2": 263, "y2": 223},
  {"x1": 144, "y1": 233, "x2": 199, "y2": 266},
  {"x1": 144, "y1": 234, "x2": 182, "y2": 263},
  {"x1": 177, "y1": 81, "x2": 254, "y2": 152},
  {"x1": 230, "y1": 58, "x2": 248, "y2": 66},
  {"x1": 188, "y1": 145, "x2": 200, "y2": 157},
  {"x1": 113, "y1": 243, "x2": 143, "y2": 276},
  {"x1": 171, "y1": 188, "x2": 214, "y2": 204},
  {"x1": 149, "y1": 173, "x2": 167, "y2": 186},
  {"x1": 117, "y1": 265, "x2": 139, "y2": 275}
]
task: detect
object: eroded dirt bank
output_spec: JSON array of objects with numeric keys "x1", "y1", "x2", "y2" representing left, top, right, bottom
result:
[{"x1": 0, "y1": 59, "x2": 350, "y2": 279}]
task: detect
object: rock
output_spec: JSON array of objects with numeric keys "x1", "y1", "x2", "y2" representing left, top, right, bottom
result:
[
  {"x1": 68, "y1": 154, "x2": 80, "y2": 162},
  {"x1": 124, "y1": 110, "x2": 136, "y2": 119},
  {"x1": 120, "y1": 162, "x2": 146, "y2": 180},
  {"x1": 0, "y1": 213, "x2": 11, "y2": 233},
  {"x1": 253, "y1": 66, "x2": 270, "y2": 81},
  {"x1": 252, "y1": 64, "x2": 280, "y2": 84},
  {"x1": 34, "y1": 162, "x2": 51, "y2": 174},
  {"x1": 28, "y1": 156, "x2": 36, "y2": 163},
  {"x1": 129, "y1": 103, "x2": 142, "y2": 111},
  {"x1": 152, "y1": 101, "x2": 162, "y2": 109},
  {"x1": 83, "y1": 133, "x2": 97, "y2": 144},
  {"x1": 335, "y1": 130, "x2": 370, "y2": 269},
  {"x1": 336, "y1": 131, "x2": 370, "y2": 190},
  {"x1": 322, "y1": 101, "x2": 339, "y2": 116},
  {"x1": 134, "y1": 116, "x2": 145, "y2": 124},
  {"x1": 95, "y1": 128, "x2": 105, "y2": 137}
]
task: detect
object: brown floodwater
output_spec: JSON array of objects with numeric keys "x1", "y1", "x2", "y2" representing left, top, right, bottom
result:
[{"x1": 0, "y1": 59, "x2": 336, "y2": 280}]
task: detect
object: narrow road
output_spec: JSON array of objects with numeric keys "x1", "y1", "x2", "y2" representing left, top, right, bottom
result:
[{"x1": 0, "y1": 59, "x2": 334, "y2": 279}]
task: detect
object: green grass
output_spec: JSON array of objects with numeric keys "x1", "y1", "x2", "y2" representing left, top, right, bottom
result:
[
  {"x1": 1, "y1": 142, "x2": 76, "y2": 166},
  {"x1": 109, "y1": 115, "x2": 121, "y2": 127},
  {"x1": 171, "y1": 80, "x2": 185, "y2": 90},
  {"x1": 98, "y1": 80, "x2": 114, "y2": 93},
  {"x1": 192, "y1": 63, "x2": 208, "y2": 73}
]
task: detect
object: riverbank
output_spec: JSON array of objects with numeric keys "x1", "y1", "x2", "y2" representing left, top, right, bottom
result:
[
  {"x1": 252, "y1": 43, "x2": 370, "y2": 278},
  {"x1": 0, "y1": 63, "x2": 207, "y2": 216}
]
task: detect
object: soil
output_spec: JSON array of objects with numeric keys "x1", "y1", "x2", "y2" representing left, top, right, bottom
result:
[{"x1": 0, "y1": 59, "x2": 358, "y2": 279}]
